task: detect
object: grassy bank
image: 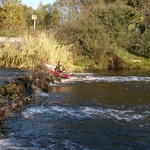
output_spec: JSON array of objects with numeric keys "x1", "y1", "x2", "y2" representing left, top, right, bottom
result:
[
  {"x1": 0, "y1": 32, "x2": 80, "y2": 72},
  {"x1": 115, "y1": 49, "x2": 150, "y2": 69}
]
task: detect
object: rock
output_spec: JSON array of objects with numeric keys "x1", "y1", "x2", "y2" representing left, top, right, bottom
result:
[{"x1": 32, "y1": 65, "x2": 61, "y2": 92}]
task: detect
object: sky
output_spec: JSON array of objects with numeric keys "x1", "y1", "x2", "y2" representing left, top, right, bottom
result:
[{"x1": 22, "y1": 0, "x2": 56, "y2": 9}]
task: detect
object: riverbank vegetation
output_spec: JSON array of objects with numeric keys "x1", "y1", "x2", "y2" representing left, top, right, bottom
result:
[{"x1": 0, "y1": 0, "x2": 150, "y2": 70}]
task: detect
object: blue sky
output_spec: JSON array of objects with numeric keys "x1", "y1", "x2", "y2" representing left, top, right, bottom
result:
[{"x1": 22, "y1": 0, "x2": 56, "y2": 9}]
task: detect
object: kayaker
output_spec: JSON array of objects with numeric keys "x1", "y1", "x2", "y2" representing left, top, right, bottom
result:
[{"x1": 55, "y1": 61, "x2": 63, "y2": 73}]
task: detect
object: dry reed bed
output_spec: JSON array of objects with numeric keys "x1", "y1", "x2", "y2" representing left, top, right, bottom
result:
[{"x1": 0, "y1": 32, "x2": 78, "y2": 72}]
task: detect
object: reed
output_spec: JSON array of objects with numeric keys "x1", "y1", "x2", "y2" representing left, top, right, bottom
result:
[{"x1": 0, "y1": 31, "x2": 78, "y2": 72}]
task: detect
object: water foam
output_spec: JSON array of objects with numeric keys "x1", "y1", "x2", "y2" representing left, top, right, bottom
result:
[
  {"x1": 0, "y1": 138, "x2": 89, "y2": 150},
  {"x1": 61, "y1": 75, "x2": 150, "y2": 83},
  {"x1": 84, "y1": 75, "x2": 150, "y2": 82},
  {"x1": 22, "y1": 106, "x2": 148, "y2": 122},
  {"x1": 62, "y1": 139, "x2": 90, "y2": 150},
  {"x1": 0, "y1": 137, "x2": 39, "y2": 150},
  {"x1": 22, "y1": 106, "x2": 50, "y2": 118}
]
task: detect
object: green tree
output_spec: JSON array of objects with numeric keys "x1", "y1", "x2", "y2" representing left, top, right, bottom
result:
[
  {"x1": 55, "y1": 0, "x2": 150, "y2": 59},
  {"x1": 51, "y1": 3, "x2": 60, "y2": 26},
  {"x1": 35, "y1": 2, "x2": 55, "y2": 28},
  {"x1": 0, "y1": 0, "x2": 25, "y2": 31},
  {"x1": 56, "y1": 0, "x2": 80, "y2": 23},
  {"x1": 44, "y1": 4, "x2": 53, "y2": 26},
  {"x1": 23, "y1": 5, "x2": 35, "y2": 28},
  {"x1": 35, "y1": 2, "x2": 46, "y2": 28}
]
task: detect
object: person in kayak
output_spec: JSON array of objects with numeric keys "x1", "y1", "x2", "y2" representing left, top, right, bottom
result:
[
  {"x1": 55, "y1": 61, "x2": 64, "y2": 73},
  {"x1": 54, "y1": 61, "x2": 72, "y2": 79}
]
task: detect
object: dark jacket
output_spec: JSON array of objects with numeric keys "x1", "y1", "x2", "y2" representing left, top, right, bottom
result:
[{"x1": 55, "y1": 63, "x2": 61, "y2": 73}]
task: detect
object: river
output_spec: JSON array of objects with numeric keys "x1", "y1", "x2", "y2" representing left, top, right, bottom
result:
[{"x1": 0, "y1": 69, "x2": 150, "y2": 150}]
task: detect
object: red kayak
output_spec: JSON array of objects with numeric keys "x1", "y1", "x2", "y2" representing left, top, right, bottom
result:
[{"x1": 45, "y1": 64, "x2": 72, "y2": 79}]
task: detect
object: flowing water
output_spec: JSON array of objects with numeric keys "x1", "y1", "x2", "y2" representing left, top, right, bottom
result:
[{"x1": 0, "y1": 69, "x2": 150, "y2": 150}]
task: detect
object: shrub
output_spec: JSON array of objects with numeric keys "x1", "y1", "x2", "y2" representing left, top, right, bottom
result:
[{"x1": 126, "y1": 32, "x2": 150, "y2": 58}]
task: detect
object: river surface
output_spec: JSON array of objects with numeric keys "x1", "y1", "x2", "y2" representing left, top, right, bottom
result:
[{"x1": 0, "y1": 69, "x2": 150, "y2": 150}]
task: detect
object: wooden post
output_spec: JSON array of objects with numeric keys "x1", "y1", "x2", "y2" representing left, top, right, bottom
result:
[{"x1": 31, "y1": 15, "x2": 37, "y2": 31}]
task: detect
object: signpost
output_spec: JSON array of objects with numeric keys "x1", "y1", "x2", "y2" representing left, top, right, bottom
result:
[{"x1": 32, "y1": 15, "x2": 37, "y2": 31}]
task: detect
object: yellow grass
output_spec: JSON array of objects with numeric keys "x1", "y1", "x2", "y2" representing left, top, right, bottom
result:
[{"x1": 0, "y1": 32, "x2": 78, "y2": 72}]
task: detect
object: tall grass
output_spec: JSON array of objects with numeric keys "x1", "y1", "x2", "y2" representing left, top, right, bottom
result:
[{"x1": 0, "y1": 32, "x2": 78, "y2": 72}]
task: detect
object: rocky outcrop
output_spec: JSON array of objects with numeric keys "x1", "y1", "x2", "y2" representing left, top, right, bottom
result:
[{"x1": 32, "y1": 65, "x2": 61, "y2": 92}]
